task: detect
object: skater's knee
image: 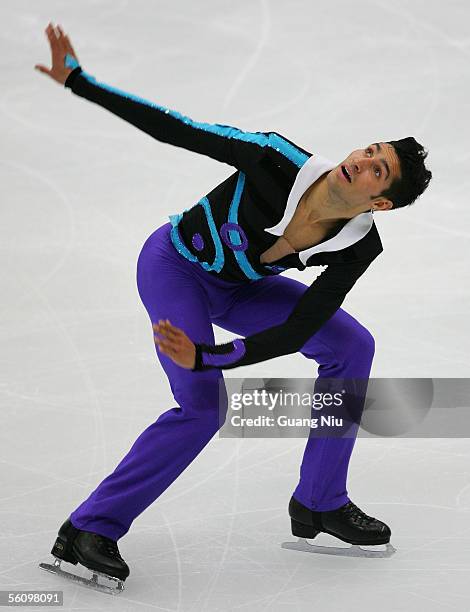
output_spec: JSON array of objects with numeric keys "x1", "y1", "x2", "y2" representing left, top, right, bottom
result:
[
  {"x1": 173, "y1": 374, "x2": 228, "y2": 426},
  {"x1": 341, "y1": 323, "x2": 375, "y2": 364},
  {"x1": 316, "y1": 319, "x2": 375, "y2": 369},
  {"x1": 352, "y1": 324, "x2": 374, "y2": 354}
]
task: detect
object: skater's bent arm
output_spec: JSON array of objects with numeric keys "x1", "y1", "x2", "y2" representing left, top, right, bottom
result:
[{"x1": 192, "y1": 257, "x2": 378, "y2": 371}]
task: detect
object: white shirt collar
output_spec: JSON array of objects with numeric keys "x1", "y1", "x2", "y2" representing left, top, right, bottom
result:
[{"x1": 264, "y1": 153, "x2": 374, "y2": 265}]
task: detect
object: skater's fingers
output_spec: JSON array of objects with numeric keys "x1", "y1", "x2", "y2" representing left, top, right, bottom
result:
[
  {"x1": 61, "y1": 29, "x2": 79, "y2": 59},
  {"x1": 155, "y1": 335, "x2": 195, "y2": 369},
  {"x1": 156, "y1": 326, "x2": 180, "y2": 341},
  {"x1": 153, "y1": 321, "x2": 184, "y2": 339},
  {"x1": 153, "y1": 324, "x2": 172, "y2": 339},
  {"x1": 163, "y1": 321, "x2": 188, "y2": 339},
  {"x1": 47, "y1": 23, "x2": 67, "y2": 61},
  {"x1": 46, "y1": 23, "x2": 58, "y2": 47},
  {"x1": 56, "y1": 25, "x2": 67, "y2": 53},
  {"x1": 35, "y1": 64, "x2": 51, "y2": 75},
  {"x1": 52, "y1": 24, "x2": 63, "y2": 46},
  {"x1": 154, "y1": 338, "x2": 166, "y2": 353},
  {"x1": 160, "y1": 337, "x2": 183, "y2": 353},
  {"x1": 64, "y1": 35, "x2": 78, "y2": 60},
  {"x1": 155, "y1": 319, "x2": 176, "y2": 329},
  {"x1": 57, "y1": 25, "x2": 78, "y2": 63},
  {"x1": 155, "y1": 339, "x2": 177, "y2": 358},
  {"x1": 155, "y1": 337, "x2": 177, "y2": 351},
  {"x1": 46, "y1": 25, "x2": 61, "y2": 62},
  {"x1": 158, "y1": 337, "x2": 187, "y2": 361}
]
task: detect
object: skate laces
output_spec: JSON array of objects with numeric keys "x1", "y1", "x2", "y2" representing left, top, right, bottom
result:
[
  {"x1": 104, "y1": 540, "x2": 120, "y2": 558},
  {"x1": 340, "y1": 501, "x2": 375, "y2": 526},
  {"x1": 92, "y1": 534, "x2": 122, "y2": 558}
]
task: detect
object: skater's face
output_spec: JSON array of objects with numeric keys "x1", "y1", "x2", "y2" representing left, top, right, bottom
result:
[{"x1": 328, "y1": 142, "x2": 401, "y2": 214}]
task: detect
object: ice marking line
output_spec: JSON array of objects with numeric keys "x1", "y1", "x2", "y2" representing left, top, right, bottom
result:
[
  {"x1": 0, "y1": 458, "x2": 103, "y2": 491},
  {"x1": 375, "y1": 0, "x2": 470, "y2": 59},
  {"x1": 160, "y1": 511, "x2": 183, "y2": 612},
  {"x1": 2, "y1": 272, "x2": 107, "y2": 490},
  {"x1": 0, "y1": 159, "x2": 75, "y2": 292},
  {"x1": 221, "y1": 0, "x2": 271, "y2": 112},
  {"x1": 235, "y1": 56, "x2": 312, "y2": 125},
  {"x1": 199, "y1": 440, "x2": 241, "y2": 611}
]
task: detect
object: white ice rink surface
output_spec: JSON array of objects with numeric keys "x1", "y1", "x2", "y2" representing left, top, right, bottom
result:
[{"x1": 2, "y1": 0, "x2": 470, "y2": 610}]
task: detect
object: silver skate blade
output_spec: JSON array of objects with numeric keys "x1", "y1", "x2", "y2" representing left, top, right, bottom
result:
[
  {"x1": 281, "y1": 538, "x2": 397, "y2": 558},
  {"x1": 39, "y1": 561, "x2": 125, "y2": 595}
]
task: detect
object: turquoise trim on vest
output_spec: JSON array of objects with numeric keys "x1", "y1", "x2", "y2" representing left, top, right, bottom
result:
[
  {"x1": 77, "y1": 69, "x2": 309, "y2": 168},
  {"x1": 197, "y1": 198, "x2": 225, "y2": 272},
  {"x1": 169, "y1": 200, "x2": 225, "y2": 273},
  {"x1": 227, "y1": 173, "x2": 263, "y2": 280},
  {"x1": 169, "y1": 213, "x2": 198, "y2": 263}
]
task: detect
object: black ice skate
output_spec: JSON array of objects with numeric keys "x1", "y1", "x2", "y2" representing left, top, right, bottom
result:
[
  {"x1": 39, "y1": 518, "x2": 129, "y2": 595},
  {"x1": 282, "y1": 496, "x2": 396, "y2": 558}
]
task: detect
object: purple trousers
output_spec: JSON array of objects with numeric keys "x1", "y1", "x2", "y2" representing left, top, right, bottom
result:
[{"x1": 70, "y1": 222, "x2": 375, "y2": 541}]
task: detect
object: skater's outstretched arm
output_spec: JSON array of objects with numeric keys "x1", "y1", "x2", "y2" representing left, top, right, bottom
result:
[
  {"x1": 35, "y1": 23, "x2": 308, "y2": 172},
  {"x1": 154, "y1": 255, "x2": 380, "y2": 371}
]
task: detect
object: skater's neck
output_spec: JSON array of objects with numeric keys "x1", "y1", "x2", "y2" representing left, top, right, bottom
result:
[{"x1": 298, "y1": 174, "x2": 349, "y2": 228}]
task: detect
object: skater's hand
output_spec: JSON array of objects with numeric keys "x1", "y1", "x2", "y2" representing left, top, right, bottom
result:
[
  {"x1": 35, "y1": 22, "x2": 80, "y2": 85},
  {"x1": 153, "y1": 320, "x2": 196, "y2": 369}
]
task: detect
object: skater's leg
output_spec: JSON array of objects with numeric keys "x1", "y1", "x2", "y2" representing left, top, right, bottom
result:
[
  {"x1": 293, "y1": 309, "x2": 374, "y2": 511},
  {"x1": 212, "y1": 274, "x2": 374, "y2": 512},
  {"x1": 70, "y1": 224, "x2": 229, "y2": 541}
]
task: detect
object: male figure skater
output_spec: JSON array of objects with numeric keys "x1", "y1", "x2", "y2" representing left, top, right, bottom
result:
[{"x1": 36, "y1": 23, "x2": 432, "y2": 593}]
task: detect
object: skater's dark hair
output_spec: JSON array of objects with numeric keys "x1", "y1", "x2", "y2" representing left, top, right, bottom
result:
[{"x1": 373, "y1": 137, "x2": 432, "y2": 210}]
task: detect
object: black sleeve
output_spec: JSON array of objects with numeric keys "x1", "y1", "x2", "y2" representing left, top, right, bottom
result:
[
  {"x1": 192, "y1": 257, "x2": 377, "y2": 371},
  {"x1": 63, "y1": 65, "x2": 269, "y2": 171}
]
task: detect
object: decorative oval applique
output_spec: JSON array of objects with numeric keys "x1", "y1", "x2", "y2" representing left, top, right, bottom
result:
[
  {"x1": 191, "y1": 233, "x2": 205, "y2": 251},
  {"x1": 220, "y1": 222, "x2": 248, "y2": 252}
]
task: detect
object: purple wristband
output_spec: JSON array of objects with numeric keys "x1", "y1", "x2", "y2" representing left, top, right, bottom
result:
[{"x1": 201, "y1": 339, "x2": 246, "y2": 367}]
